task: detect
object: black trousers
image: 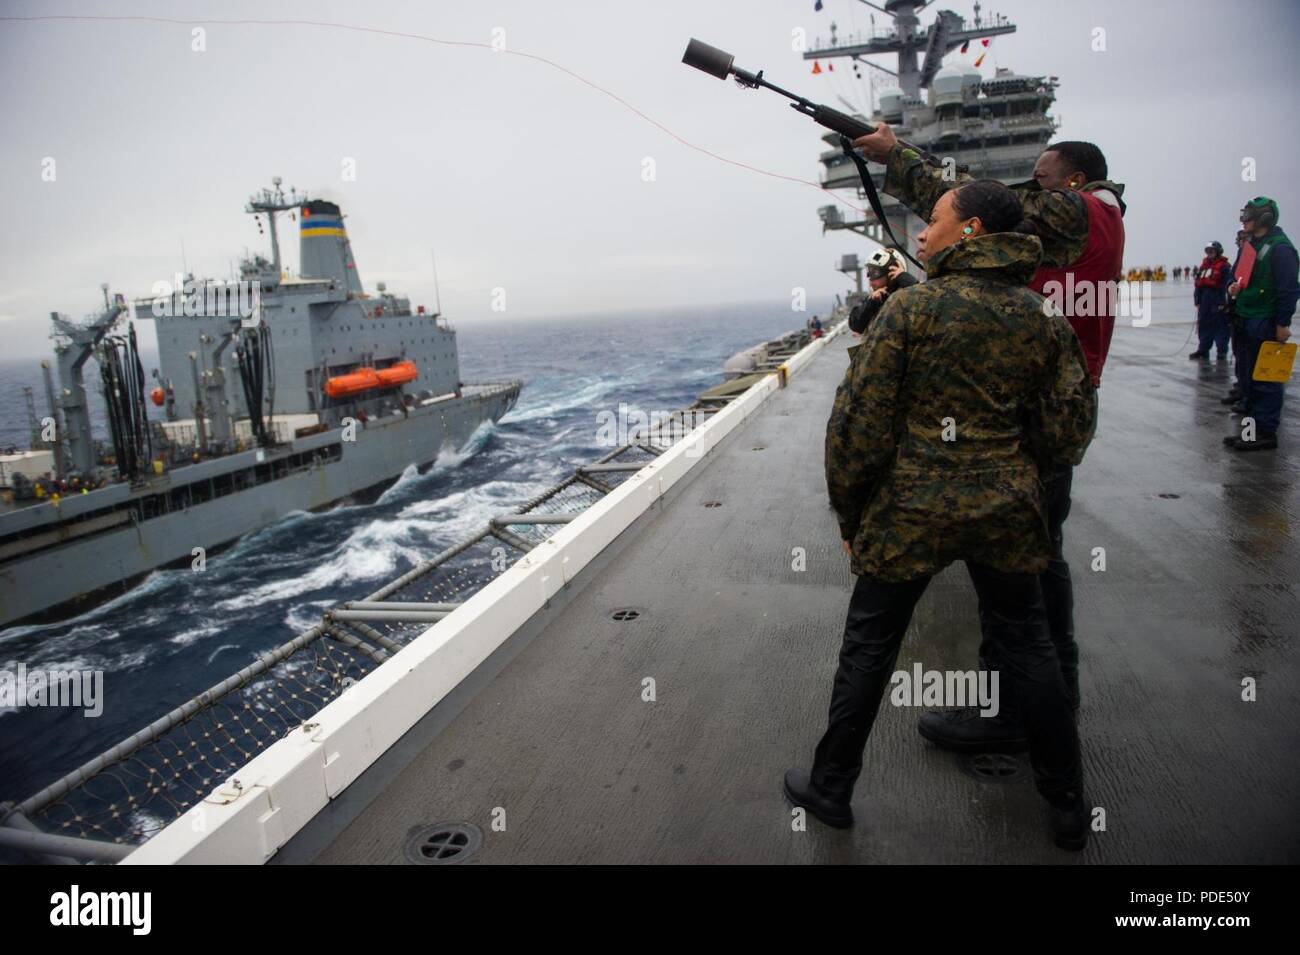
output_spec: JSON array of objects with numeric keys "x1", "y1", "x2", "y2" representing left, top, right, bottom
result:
[
  {"x1": 810, "y1": 563, "x2": 1082, "y2": 804},
  {"x1": 980, "y1": 465, "x2": 1077, "y2": 706}
]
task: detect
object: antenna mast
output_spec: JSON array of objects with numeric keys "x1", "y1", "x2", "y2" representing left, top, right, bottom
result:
[
  {"x1": 431, "y1": 250, "x2": 444, "y2": 317},
  {"x1": 245, "y1": 176, "x2": 307, "y2": 279}
]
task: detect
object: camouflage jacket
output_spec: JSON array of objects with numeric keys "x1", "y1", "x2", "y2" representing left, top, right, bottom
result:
[
  {"x1": 825, "y1": 233, "x2": 1097, "y2": 581},
  {"x1": 883, "y1": 143, "x2": 1127, "y2": 270}
]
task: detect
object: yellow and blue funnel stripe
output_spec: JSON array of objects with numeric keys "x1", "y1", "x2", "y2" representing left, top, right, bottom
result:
[{"x1": 301, "y1": 212, "x2": 346, "y2": 238}]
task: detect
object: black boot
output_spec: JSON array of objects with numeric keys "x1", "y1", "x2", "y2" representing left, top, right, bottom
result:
[
  {"x1": 1232, "y1": 431, "x2": 1279, "y2": 451},
  {"x1": 1048, "y1": 791, "x2": 1089, "y2": 851},
  {"x1": 1230, "y1": 401, "x2": 1250, "y2": 414},
  {"x1": 1220, "y1": 391, "x2": 1240, "y2": 405},
  {"x1": 783, "y1": 768, "x2": 853, "y2": 828},
  {"x1": 917, "y1": 706, "x2": 1028, "y2": 752},
  {"x1": 1188, "y1": 350, "x2": 1209, "y2": 360}
]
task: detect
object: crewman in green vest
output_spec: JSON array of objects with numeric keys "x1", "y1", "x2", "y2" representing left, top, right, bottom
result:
[{"x1": 1224, "y1": 197, "x2": 1297, "y2": 451}]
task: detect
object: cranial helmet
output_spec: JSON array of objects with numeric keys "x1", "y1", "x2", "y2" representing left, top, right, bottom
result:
[
  {"x1": 867, "y1": 248, "x2": 899, "y2": 269},
  {"x1": 1240, "y1": 196, "x2": 1280, "y2": 229},
  {"x1": 866, "y1": 248, "x2": 904, "y2": 278}
]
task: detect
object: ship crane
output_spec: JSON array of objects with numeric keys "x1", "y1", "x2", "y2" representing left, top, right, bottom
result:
[
  {"x1": 189, "y1": 323, "x2": 242, "y2": 449},
  {"x1": 48, "y1": 284, "x2": 127, "y2": 477}
]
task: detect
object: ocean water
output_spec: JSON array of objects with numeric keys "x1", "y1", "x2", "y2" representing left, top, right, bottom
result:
[{"x1": 0, "y1": 300, "x2": 829, "y2": 804}]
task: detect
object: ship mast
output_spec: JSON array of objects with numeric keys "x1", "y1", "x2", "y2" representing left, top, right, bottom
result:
[
  {"x1": 803, "y1": 1, "x2": 1016, "y2": 97},
  {"x1": 245, "y1": 176, "x2": 308, "y2": 281}
]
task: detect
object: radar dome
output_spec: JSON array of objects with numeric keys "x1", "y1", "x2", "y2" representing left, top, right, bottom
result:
[
  {"x1": 930, "y1": 66, "x2": 964, "y2": 106},
  {"x1": 877, "y1": 87, "x2": 904, "y2": 121}
]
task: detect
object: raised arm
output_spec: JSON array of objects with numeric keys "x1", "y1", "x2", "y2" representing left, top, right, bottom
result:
[
  {"x1": 852, "y1": 123, "x2": 968, "y2": 222},
  {"x1": 1011, "y1": 184, "x2": 1090, "y2": 270},
  {"x1": 853, "y1": 123, "x2": 1089, "y2": 271},
  {"x1": 882, "y1": 144, "x2": 970, "y2": 222}
]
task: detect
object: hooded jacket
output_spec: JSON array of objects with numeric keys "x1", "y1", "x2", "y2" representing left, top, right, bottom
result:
[{"x1": 825, "y1": 232, "x2": 1097, "y2": 581}]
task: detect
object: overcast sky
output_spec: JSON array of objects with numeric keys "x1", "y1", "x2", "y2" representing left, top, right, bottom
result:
[{"x1": 1, "y1": 0, "x2": 1297, "y2": 358}]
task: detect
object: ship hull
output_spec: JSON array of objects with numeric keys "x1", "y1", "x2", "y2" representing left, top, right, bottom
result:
[{"x1": 0, "y1": 384, "x2": 519, "y2": 630}]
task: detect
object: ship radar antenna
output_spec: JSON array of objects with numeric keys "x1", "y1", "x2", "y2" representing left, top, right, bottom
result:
[
  {"x1": 807, "y1": 0, "x2": 1015, "y2": 96},
  {"x1": 246, "y1": 176, "x2": 309, "y2": 280}
]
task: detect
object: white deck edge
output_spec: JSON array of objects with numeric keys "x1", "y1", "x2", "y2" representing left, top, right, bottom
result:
[{"x1": 123, "y1": 322, "x2": 844, "y2": 864}]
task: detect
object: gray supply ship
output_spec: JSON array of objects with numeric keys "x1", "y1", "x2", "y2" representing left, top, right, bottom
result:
[
  {"x1": 0, "y1": 180, "x2": 520, "y2": 629},
  {"x1": 809, "y1": 1, "x2": 1056, "y2": 265}
]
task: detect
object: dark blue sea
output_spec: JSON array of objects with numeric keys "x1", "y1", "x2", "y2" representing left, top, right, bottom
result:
[{"x1": 0, "y1": 301, "x2": 830, "y2": 805}]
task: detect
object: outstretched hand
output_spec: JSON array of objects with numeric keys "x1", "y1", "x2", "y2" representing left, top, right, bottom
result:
[{"x1": 851, "y1": 122, "x2": 897, "y2": 163}]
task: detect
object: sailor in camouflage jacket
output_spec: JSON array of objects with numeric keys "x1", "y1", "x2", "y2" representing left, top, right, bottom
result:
[{"x1": 825, "y1": 231, "x2": 1096, "y2": 581}]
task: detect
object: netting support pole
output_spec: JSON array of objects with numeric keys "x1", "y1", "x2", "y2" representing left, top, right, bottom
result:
[
  {"x1": 490, "y1": 526, "x2": 534, "y2": 552},
  {"x1": 335, "y1": 619, "x2": 406, "y2": 656},
  {"x1": 0, "y1": 813, "x2": 131, "y2": 864},
  {"x1": 323, "y1": 625, "x2": 390, "y2": 665}
]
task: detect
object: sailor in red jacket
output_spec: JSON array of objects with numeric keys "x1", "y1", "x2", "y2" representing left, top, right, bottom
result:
[
  {"x1": 1190, "y1": 241, "x2": 1233, "y2": 361},
  {"x1": 850, "y1": 128, "x2": 1125, "y2": 751}
]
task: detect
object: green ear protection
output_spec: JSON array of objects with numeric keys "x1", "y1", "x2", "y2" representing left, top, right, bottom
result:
[
  {"x1": 1242, "y1": 196, "x2": 1279, "y2": 229},
  {"x1": 962, "y1": 226, "x2": 974, "y2": 235}
]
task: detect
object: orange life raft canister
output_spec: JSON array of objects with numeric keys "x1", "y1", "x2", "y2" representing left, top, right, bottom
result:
[{"x1": 324, "y1": 360, "x2": 417, "y2": 398}]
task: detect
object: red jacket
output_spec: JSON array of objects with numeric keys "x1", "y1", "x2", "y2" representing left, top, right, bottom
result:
[{"x1": 1028, "y1": 189, "x2": 1126, "y2": 386}]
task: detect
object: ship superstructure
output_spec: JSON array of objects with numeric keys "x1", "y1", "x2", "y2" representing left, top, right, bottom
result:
[{"x1": 808, "y1": 1, "x2": 1058, "y2": 257}]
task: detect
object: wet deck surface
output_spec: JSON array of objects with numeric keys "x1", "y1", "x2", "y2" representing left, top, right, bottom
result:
[{"x1": 313, "y1": 323, "x2": 1299, "y2": 864}]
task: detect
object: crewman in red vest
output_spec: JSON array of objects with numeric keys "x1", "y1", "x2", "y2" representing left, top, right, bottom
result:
[
  {"x1": 850, "y1": 127, "x2": 1125, "y2": 751},
  {"x1": 1190, "y1": 241, "x2": 1233, "y2": 361}
]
